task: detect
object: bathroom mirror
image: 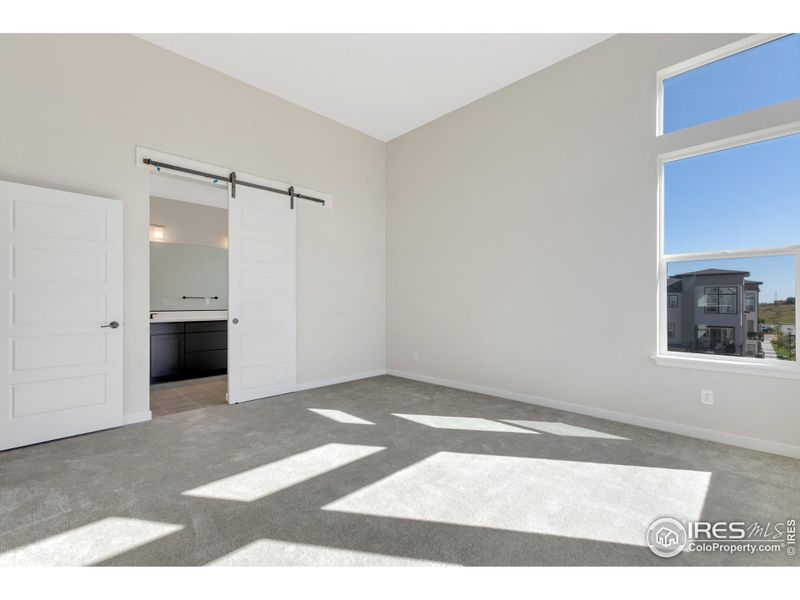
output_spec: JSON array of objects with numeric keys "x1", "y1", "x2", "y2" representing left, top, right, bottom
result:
[{"x1": 150, "y1": 242, "x2": 228, "y2": 311}]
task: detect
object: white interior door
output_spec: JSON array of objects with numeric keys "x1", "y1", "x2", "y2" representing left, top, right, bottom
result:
[
  {"x1": 0, "y1": 180, "x2": 123, "y2": 451},
  {"x1": 228, "y1": 183, "x2": 296, "y2": 403}
]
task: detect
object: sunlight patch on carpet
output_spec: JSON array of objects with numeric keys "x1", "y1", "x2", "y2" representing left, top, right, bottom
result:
[
  {"x1": 322, "y1": 451, "x2": 709, "y2": 546},
  {"x1": 393, "y1": 414, "x2": 537, "y2": 434},
  {"x1": 210, "y1": 539, "x2": 452, "y2": 566},
  {"x1": 0, "y1": 517, "x2": 183, "y2": 566},
  {"x1": 183, "y1": 443, "x2": 385, "y2": 502},
  {"x1": 308, "y1": 408, "x2": 375, "y2": 425},
  {"x1": 502, "y1": 420, "x2": 628, "y2": 439}
]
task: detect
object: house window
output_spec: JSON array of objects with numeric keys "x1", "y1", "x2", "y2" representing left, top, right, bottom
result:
[
  {"x1": 658, "y1": 35, "x2": 799, "y2": 372},
  {"x1": 696, "y1": 325, "x2": 736, "y2": 353},
  {"x1": 704, "y1": 286, "x2": 737, "y2": 314},
  {"x1": 660, "y1": 34, "x2": 800, "y2": 134},
  {"x1": 745, "y1": 292, "x2": 756, "y2": 313}
]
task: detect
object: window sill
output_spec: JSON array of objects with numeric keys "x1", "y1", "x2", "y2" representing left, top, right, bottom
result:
[{"x1": 652, "y1": 354, "x2": 800, "y2": 380}]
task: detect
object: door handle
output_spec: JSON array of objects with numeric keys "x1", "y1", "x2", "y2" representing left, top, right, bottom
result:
[
  {"x1": 232, "y1": 318, "x2": 239, "y2": 325},
  {"x1": 101, "y1": 321, "x2": 120, "y2": 329}
]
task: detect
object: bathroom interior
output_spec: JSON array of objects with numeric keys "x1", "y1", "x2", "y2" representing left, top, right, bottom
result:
[{"x1": 149, "y1": 173, "x2": 229, "y2": 417}]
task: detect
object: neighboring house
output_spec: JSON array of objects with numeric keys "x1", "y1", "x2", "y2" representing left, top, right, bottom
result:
[{"x1": 667, "y1": 269, "x2": 762, "y2": 358}]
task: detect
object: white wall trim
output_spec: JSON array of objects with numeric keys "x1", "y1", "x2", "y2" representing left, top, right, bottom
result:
[
  {"x1": 123, "y1": 410, "x2": 152, "y2": 425},
  {"x1": 386, "y1": 369, "x2": 800, "y2": 459},
  {"x1": 296, "y1": 369, "x2": 386, "y2": 392},
  {"x1": 652, "y1": 354, "x2": 800, "y2": 381}
]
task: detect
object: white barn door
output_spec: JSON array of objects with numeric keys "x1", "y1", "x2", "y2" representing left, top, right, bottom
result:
[
  {"x1": 0, "y1": 180, "x2": 123, "y2": 451},
  {"x1": 228, "y1": 184, "x2": 296, "y2": 403}
]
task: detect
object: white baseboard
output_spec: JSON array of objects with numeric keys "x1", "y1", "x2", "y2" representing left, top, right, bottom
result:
[
  {"x1": 296, "y1": 369, "x2": 386, "y2": 392},
  {"x1": 386, "y1": 369, "x2": 800, "y2": 459},
  {"x1": 123, "y1": 410, "x2": 152, "y2": 425}
]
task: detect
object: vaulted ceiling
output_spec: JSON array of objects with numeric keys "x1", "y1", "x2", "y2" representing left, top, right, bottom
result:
[{"x1": 138, "y1": 34, "x2": 612, "y2": 141}]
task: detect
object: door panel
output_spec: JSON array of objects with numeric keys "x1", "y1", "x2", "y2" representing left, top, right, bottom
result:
[
  {"x1": 12, "y1": 374, "x2": 107, "y2": 417},
  {"x1": 0, "y1": 180, "x2": 123, "y2": 451},
  {"x1": 13, "y1": 198, "x2": 107, "y2": 241},
  {"x1": 13, "y1": 292, "x2": 106, "y2": 324},
  {"x1": 13, "y1": 333, "x2": 106, "y2": 370},
  {"x1": 13, "y1": 246, "x2": 107, "y2": 282},
  {"x1": 228, "y1": 185, "x2": 296, "y2": 403}
]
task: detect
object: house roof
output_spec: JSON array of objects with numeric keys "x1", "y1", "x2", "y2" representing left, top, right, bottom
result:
[{"x1": 672, "y1": 268, "x2": 750, "y2": 278}]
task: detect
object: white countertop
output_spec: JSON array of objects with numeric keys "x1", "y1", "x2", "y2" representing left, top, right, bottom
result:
[{"x1": 150, "y1": 310, "x2": 228, "y2": 323}]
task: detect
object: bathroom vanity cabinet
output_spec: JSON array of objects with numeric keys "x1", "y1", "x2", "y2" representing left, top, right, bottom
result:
[{"x1": 150, "y1": 320, "x2": 227, "y2": 383}]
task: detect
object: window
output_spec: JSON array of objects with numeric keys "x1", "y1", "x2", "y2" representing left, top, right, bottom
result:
[
  {"x1": 658, "y1": 35, "x2": 799, "y2": 375},
  {"x1": 703, "y1": 286, "x2": 737, "y2": 314},
  {"x1": 663, "y1": 133, "x2": 800, "y2": 254},
  {"x1": 665, "y1": 256, "x2": 795, "y2": 363},
  {"x1": 745, "y1": 292, "x2": 756, "y2": 313},
  {"x1": 696, "y1": 326, "x2": 736, "y2": 353},
  {"x1": 661, "y1": 34, "x2": 800, "y2": 134}
]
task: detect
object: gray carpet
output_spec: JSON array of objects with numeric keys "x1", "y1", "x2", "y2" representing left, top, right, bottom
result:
[{"x1": 0, "y1": 375, "x2": 797, "y2": 566}]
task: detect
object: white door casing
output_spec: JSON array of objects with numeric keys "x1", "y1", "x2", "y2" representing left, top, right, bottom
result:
[
  {"x1": 227, "y1": 184, "x2": 296, "y2": 403},
  {"x1": 0, "y1": 180, "x2": 123, "y2": 451}
]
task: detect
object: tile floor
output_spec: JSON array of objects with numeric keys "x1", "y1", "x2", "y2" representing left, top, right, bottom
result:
[{"x1": 149, "y1": 375, "x2": 227, "y2": 417}]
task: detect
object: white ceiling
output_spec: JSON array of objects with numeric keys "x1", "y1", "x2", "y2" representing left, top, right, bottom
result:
[{"x1": 138, "y1": 34, "x2": 612, "y2": 141}]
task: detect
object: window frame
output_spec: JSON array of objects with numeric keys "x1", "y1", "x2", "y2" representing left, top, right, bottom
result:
[
  {"x1": 668, "y1": 294, "x2": 679, "y2": 309},
  {"x1": 745, "y1": 291, "x2": 757, "y2": 313},
  {"x1": 704, "y1": 286, "x2": 738, "y2": 315},
  {"x1": 656, "y1": 122, "x2": 800, "y2": 379},
  {"x1": 656, "y1": 33, "x2": 791, "y2": 136},
  {"x1": 695, "y1": 325, "x2": 736, "y2": 353}
]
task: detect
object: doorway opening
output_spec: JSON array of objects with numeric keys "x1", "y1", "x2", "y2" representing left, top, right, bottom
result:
[
  {"x1": 140, "y1": 146, "x2": 318, "y2": 415},
  {"x1": 148, "y1": 172, "x2": 229, "y2": 417}
]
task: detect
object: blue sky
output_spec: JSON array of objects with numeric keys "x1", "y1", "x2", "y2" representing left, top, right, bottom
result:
[
  {"x1": 663, "y1": 34, "x2": 799, "y2": 301},
  {"x1": 663, "y1": 34, "x2": 800, "y2": 133}
]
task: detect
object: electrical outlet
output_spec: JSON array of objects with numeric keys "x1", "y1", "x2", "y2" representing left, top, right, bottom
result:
[
  {"x1": 701, "y1": 389, "x2": 714, "y2": 405},
  {"x1": 412, "y1": 351, "x2": 419, "y2": 361}
]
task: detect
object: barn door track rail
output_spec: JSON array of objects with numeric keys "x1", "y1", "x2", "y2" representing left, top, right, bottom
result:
[{"x1": 142, "y1": 158, "x2": 326, "y2": 208}]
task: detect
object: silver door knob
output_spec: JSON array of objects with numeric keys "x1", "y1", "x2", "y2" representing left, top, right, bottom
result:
[
  {"x1": 101, "y1": 321, "x2": 120, "y2": 329},
  {"x1": 232, "y1": 318, "x2": 239, "y2": 324}
]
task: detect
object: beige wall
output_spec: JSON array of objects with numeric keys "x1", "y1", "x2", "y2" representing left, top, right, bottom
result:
[
  {"x1": 2, "y1": 33, "x2": 798, "y2": 454},
  {"x1": 386, "y1": 34, "x2": 800, "y2": 455},
  {"x1": 150, "y1": 196, "x2": 228, "y2": 248},
  {"x1": 0, "y1": 34, "x2": 386, "y2": 419}
]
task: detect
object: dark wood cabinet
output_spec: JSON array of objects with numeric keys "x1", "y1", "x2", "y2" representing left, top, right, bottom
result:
[
  {"x1": 150, "y1": 333, "x2": 184, "y2": 379},
  {"x1": 150, "y1": 320, "x2": 227, "y2": 383}
]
